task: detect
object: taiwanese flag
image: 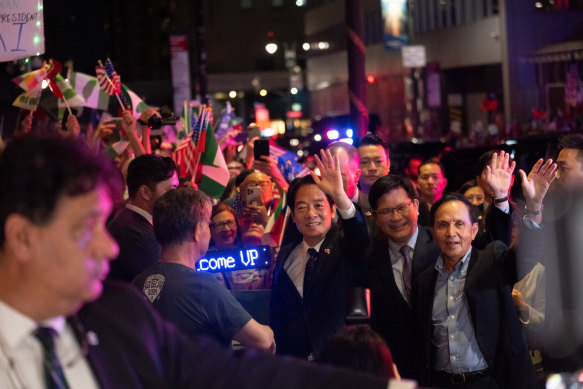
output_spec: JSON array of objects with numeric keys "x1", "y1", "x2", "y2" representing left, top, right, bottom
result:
[{"x1": 264, "y1": 193, "x2": 287, "y2": 245}]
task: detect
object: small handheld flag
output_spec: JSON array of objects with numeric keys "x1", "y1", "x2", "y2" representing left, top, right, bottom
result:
[
  {"x1": 11, "y1": 66, "x2": 47, "y2": 112},
  {"x1": 96, "y1": 59, "x2": 125, "y2": 111},
  {"x1": 45, "y1": 59, "x2": 73, "y2": 116}
]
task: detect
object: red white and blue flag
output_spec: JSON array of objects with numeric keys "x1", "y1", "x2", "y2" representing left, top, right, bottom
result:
[
  {"x1": 270, "y1": 143, "x2": 310, "y2": 181},
  {"x1": 96, "y1": 59, "x2": 121, "y2": 96}
]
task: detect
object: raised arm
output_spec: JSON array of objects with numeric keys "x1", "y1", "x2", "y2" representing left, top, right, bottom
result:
[
  {"x1": 61, "y1": 114, "x2": 81, "y2": 139},
  {"x1": 502, "y1": 158, "x2": 557, "y2": 282},
  {"x1": 253, "y1": 156, "x2": 289, "y2": 192},
  {"x1": 122, "y1": 110, "x2": 145, "y2": 157},
  {"x1": 310, "y1": 149, "x2": 352, "y2": 211},
  {"x1": 139, "y1": 108, "x2": 159, "y2": 155},
  {"x1": 481, "y1": 150, "x2": 515, "y2": 210},
  {"x1": 519, "y1": 158, "x2": 557, "y2": 225}
]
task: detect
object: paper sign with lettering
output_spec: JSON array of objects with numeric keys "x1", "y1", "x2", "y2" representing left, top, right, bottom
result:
[
  {"x1": 0, "y1": 0, "x2": 44, "y2": 62},
  {"x1": 196, "y1": 246, "x2": 271, "y2": 273}
]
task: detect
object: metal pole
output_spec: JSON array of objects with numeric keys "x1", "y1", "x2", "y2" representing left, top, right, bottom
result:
[
  {"x1": 345, "y1": 0, "x2": 368, "y2": 139},
  {"x1": 194, "y1": 0, "x2": 208, "y2": 104},
  {"x1": 411, "y1": 68, "x2": 419, "y2": 137}
]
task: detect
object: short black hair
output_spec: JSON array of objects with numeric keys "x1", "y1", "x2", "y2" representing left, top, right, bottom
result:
[
  {"x1": 476, "y1": 150, "x2": 496, "y2": 177},
  {"x1": 368, "y1": 175, "x2": 416, "y2": 210},
  {"x1": 357, "y1": 134, "x2": 386, "y2": 148},
  {"x1": 430, "y1": 193, "x2": 479, "y2": 226},
  {"x1": 418, "y1": 160, "x2": 445, "y2": 176},
  {"x1": 459, "y1": 179, "x2": 479, "y2": 195},
  {"x1": 126, "y1": 154, "x2": 177, "y2": 200},
  {"x1": 287, "y1": 175, "x2": 334, "y2": 214},
  {"x1": 559, "y1": 134, "x2": 583, "y2": 164},
  {"x1": 153, "y1": 188, "x2": 210, "y2": 249},
  {"x1": 0, "y1": 135, "x2": 122, "y2": 248}
]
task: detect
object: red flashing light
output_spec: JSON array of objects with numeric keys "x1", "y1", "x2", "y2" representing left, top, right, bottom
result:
[
  {"x1": 366, "y1": 75, "x2": 376, "y2": 84},
  {"x1": 267, "y1": 31, "x2": 274, "y2": 38}
]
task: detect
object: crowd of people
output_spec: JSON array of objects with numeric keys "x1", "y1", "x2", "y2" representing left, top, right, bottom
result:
[{"x1": 1, "y1": 106, "x2": 583, "y2": 389}]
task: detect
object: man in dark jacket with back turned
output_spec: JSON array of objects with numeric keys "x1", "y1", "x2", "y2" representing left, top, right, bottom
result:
[{"x1": 107, "y1": 154, "x2": 178, "y2": 282}]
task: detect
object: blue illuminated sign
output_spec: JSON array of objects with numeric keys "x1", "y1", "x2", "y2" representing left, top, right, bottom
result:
[{"x1": 196, "y1": 246, "x2": 271, "y2": 273}]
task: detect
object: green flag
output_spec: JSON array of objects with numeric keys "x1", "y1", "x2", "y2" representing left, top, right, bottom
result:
[{"x1": 197, "y1": 118, "x2": 229, "y2": 199}]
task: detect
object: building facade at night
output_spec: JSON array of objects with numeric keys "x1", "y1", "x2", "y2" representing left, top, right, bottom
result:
[{"x1": 304, "y1": 0, "x2": 583, "y2": 142}]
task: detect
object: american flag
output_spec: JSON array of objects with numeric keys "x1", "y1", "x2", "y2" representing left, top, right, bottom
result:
[
  {"x1": 104, "y1": 58, "x2": 129, "y2": 107},
  {"x1": 172, "y1": 107, "x2": 208, "y2": 181},
  {"x1": 96, "y1": 59, "x2": 120, "y2": 96}
]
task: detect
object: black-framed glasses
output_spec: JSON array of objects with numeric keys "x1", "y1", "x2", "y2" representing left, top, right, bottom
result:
[
  {"x1": 375, "y1": 201, "x2": 413, "y2": 217},
  {"x1": 210, "y1": 220, "x2": 237, "y2": 230}
]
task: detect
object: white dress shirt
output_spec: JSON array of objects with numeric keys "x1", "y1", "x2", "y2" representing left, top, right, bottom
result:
[
  {"x1": 387, "y1": 227, "x2": 419, "y2": 304},
  {"x1": 126, "y1": 203, "x2": 153, "y2": 224},
  {"x1": 284, "y1": 203, "x2": 356, "y2": 297},
  {"x1": 0, "y1": 300, "x2": 99, "y2": 389},
  {"x1": 284, "y1": 239, "x2": 325, "y2": 298}
]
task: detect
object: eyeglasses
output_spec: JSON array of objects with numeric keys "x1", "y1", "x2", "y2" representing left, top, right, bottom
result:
[
  {"x1": 210, "y1": 220, "x2": 237, "y2": 230},
  {"x1": 375, "y1": 201, "x2": 413, "y2": 217}
]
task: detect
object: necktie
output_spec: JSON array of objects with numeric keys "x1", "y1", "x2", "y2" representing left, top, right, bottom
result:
[
  {"x1": 400, "y1": 245, "x2": 413, "y2": 303},
  {"x1": 303, "y1": 248, "x2": 319, "y2": 290},
  {"x1": 34, "y1": 327, "x2": 71, "y2": 389}
]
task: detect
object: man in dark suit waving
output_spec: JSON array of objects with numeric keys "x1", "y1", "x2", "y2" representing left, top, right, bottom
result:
[
  {"x1": 270, "y1": 149, "x2": 369, "y2": 360},
  {"x1": 413, "y1": 156, "x2": 557, "y2": 388},
  {"x1": 366, "y1": 152, "x2": 515, "y2": 380}
]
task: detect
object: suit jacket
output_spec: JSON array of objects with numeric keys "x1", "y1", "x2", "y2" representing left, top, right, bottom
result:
[
  {"x1": 72, "y1": 281, "x2": 388, "y2": 389},
  {"x1": 417, "y1": 198, "x2": 431, "y2": 227},
  {"x1": 366, "y1": 225, "x2": 439, "y2": 380},
  {"x1": 413, "y1": 241, "x2": 538, "y2": 388},
  {"x1": 270, "y1": 210, "x2": 369, "y2": 359},
  {"x1": 106, "y1": 207, "x2": 161, "y2": 282},
  {"x1": 365, "y1": 205, "x2": 512, "y2": 380}
]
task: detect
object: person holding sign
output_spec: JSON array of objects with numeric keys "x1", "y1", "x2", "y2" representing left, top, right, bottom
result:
[
  {"x1": 270, "y1": 149, "x2": 370, "y2": 360},
  {"x1": 133, "y1": 188, "x2": 276, "y2": 354}
]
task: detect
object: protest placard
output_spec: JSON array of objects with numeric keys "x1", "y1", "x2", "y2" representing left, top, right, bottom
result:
[{"x1": 0, "y1": 0, "x2": 44, "y2": 62}]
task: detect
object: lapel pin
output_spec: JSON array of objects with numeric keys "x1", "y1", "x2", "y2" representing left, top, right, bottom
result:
[{"x1": 324, "y1": 249, "x2": 330, "y2": 255}]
